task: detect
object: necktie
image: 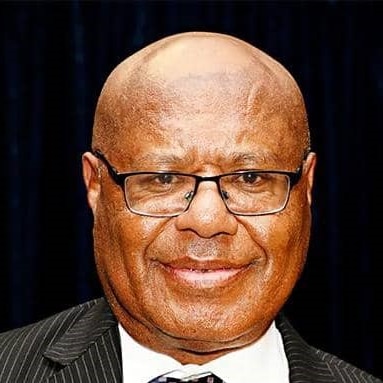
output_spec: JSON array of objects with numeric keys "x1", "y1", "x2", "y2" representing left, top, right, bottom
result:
[{"x1": 149, "y1": 372, "x2": 224, "y2": 382}]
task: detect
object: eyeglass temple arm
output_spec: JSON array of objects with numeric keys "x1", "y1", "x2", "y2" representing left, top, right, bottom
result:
[{"x1": 92, "y1": 150, "x2": 125, "y2": 186}]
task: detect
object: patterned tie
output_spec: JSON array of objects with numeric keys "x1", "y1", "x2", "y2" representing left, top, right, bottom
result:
[{"x1": 148, "y1": 372, "x2": 224, "y2": 382}]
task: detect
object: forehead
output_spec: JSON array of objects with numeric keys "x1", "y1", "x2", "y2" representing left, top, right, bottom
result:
[
  {"x1": 108, "y1": 76, "x2": 302, "y2": 168},
  {"x1": 96, "y1": 39, "x2": 307, "y2": 168}
]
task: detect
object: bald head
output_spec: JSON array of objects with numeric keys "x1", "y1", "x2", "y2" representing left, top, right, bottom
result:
[{"x1": 92, "y1": 31, "x2": 310, "y2": 158}]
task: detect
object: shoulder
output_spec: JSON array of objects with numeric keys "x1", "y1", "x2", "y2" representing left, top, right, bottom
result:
[
  {"x1": 0, "y1": 297, "x2": 112, "y2": 382},
  {"x1": 315, "y1": 348, "x2": 383, "y2": 383},
  {"x1": 0, "y1": 298, "x2": 101, "y2": 346},
  {"x1": 276, "y1": 314, "x2": 382, "y2": 383}
]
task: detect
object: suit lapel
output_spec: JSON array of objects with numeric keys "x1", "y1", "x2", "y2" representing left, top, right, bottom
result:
[
  {"x1": 44, "y1": 298, "x2": 122, "y2": 383},
  {"x1": 277, "y1": 314, "x2": 337, "y2": 383}
]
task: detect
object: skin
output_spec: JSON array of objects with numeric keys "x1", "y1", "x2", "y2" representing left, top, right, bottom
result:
[{"x1": 82, "y1": 31, "x2": 316, "y2": 364}]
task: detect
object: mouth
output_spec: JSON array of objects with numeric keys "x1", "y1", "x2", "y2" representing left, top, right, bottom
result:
[{"x1": 160, "y1": 260, "x2": 252, "y2": 289}]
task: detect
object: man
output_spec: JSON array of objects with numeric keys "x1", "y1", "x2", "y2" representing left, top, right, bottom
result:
[{"x1": 0, "y1": 31, "x2": 380, "y2": 383}]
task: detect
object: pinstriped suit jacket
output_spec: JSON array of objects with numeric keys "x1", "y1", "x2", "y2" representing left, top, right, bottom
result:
[{"x1": 0, "y1": 298, "x2": 381, "y2": 383}]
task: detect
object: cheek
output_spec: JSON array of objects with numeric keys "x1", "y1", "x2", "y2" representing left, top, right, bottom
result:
[
  {"x1": 254, "y1": 183, "x2": 311, "y2": 250},
  {"x1": 242, "y1": 199, "x2": 310, "y2": 289},
  {"x1": 95, "y1": 181, "x2": 166, "y2": 259},
  {"x1": 92, "y1": 190, "x2": 168, "y2": 302}
]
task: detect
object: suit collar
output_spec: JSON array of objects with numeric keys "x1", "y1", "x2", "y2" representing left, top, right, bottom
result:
[
  {"x1": 44, "y1": 298, "x2": 122, "y2": 383},
  {"x1": 276, "y1": 314, "x2": 337, "y2": 383}
]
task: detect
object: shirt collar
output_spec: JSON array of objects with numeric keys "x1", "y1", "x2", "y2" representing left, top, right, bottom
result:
[{"x1": 118, "y1": 321, "x2": 289, "y2": 383}]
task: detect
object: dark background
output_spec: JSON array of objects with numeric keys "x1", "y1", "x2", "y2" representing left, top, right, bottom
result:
[{"x1": 1, "y1": 0, "x2": 382, "y2": 379}]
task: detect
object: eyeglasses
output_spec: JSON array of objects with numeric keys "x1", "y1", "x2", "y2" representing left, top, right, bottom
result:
[{"x1": 93, "y1": 150, "x2": 303, "y2": 217}]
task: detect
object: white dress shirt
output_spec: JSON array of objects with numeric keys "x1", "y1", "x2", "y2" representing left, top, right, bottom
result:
[{"x1": 119, "y1": 321, "x2": 289, "y2": 383}]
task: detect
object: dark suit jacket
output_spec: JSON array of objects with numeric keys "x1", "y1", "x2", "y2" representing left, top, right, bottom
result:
[{"x1": 0, "y1": 298, "x2": 381, "y2": 383}]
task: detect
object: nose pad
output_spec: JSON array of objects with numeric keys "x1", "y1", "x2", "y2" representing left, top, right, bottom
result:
[
  {"x1": 184, "y1": 187, "x2": 229, "y2": 209},
  {"x1": 175, "y1": 185, "x2": 238, "y2": 237},
  {"x1": 184, "y1": 190, "x2": 194, "y2": 203}
]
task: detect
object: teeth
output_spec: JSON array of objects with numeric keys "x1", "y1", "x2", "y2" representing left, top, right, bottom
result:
[{"x1": 170, "y1": 267, "x2": 243, "y2": 287}]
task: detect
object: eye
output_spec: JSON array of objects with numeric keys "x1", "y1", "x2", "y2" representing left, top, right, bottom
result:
[
  {"x1": 155, "y1": 173, "x2": 175, "y2": 184},
  {"x1": 240, "y1": 172, "x2": 261, "y2": 184}
]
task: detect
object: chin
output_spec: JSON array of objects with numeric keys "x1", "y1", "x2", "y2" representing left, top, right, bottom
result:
[{"x1": 156, "y1": 310, "x2": 266, "y2": 349}]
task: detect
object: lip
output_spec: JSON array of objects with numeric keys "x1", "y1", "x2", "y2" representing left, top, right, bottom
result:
[{"x1": 160, "y1": 260, "x2": 252, "y2": 289}]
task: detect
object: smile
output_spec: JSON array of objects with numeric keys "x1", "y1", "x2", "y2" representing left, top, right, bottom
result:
[{"x1": 163, "y1": 264, "x2": 249, "y2": 288}]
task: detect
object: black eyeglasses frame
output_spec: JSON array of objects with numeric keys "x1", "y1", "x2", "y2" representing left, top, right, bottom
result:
[{"x1": 92, "y1": 149, "x2": 304, "y2": 217}]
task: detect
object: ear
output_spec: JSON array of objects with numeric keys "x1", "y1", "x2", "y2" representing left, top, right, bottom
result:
[
  {"x1": 82, "y1": 152, "x2": 101, "y2": 214},
  {"x1": 303, "y1": 152, "x2": 317, "y2": 206}
]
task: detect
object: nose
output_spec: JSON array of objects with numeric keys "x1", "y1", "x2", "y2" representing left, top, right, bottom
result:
[{"x1": 175, "y1": 182, "x2": 238, "y2": 238}]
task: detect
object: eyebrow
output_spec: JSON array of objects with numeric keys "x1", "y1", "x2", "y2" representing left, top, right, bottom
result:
[
  {"x1": 230, "y1": 151, "x2": 275, "y2": 166},
  {"x1": 132, "y1": 150, "x2": 278, "y2": 169},
  {"x1": 131, "y1": 153, "x2": 191, "y2": 168}
]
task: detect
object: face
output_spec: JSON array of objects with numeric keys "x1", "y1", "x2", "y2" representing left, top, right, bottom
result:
[{"x1": 83, "y1": 66, "x2": 316, "y2": 363}]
